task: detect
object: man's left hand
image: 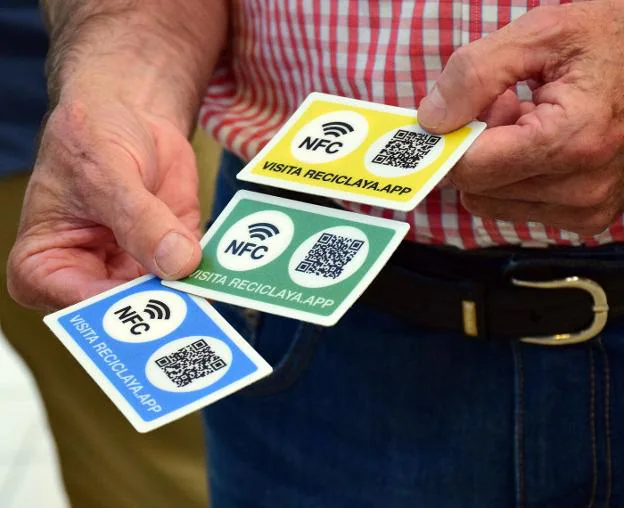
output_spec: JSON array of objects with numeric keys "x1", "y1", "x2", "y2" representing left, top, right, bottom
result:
[{"x1": 418, "y1": 0, "x2": 624, "y2": 236}]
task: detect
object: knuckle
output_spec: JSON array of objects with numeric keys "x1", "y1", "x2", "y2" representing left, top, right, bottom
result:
[
  {"x1": 47, "y1": 100, "x2": 88, "y2": 132},
  {"x1": 37, "y1": 104, "x2": 103, "y2": 188},
  {"x1": 448, "y1": 46, "x2": 489, "y2": 92},
  {"x1": 533, "y1": 5, "x2": 568, "y2": 29},
  {"x1": 522, "y1": 4, "x2": 576, "y2": 42},
  {"x1": 42, "y1": 101, "x2": 93, "y2": 159}
]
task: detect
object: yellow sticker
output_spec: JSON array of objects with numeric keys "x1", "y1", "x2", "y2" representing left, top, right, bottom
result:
[{"x1": 237, "y1": 93, "x2": 486, "y2": 211}]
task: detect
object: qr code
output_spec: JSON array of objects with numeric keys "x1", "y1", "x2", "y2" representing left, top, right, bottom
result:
[
  {"x1": 295, "y1": 233, "x2": 365, "y2": 279},
  {"x1": 155, "y1": 339, "x2": 227, "y2": 388},
  {"x1": 371, "y1": 129, "x2": 442, "y2": 169}
]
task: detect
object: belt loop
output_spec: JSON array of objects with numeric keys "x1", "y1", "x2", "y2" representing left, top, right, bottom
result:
[
  {"x1": 462, "y1": 301, "x2": 479, "y2": 337},
  {"x1": 460, "y1": 280, "x2": 489, "y2": 340}
]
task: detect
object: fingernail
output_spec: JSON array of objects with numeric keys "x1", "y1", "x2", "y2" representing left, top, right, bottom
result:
[
  {"x1": 155, "y1": 232, "x2": 194, "y2": 277},
  {"x1": 418, "y1": 86, "x2": 447, "y2": 129}
]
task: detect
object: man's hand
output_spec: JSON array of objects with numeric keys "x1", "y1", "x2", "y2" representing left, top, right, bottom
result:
[
  {"x1": 8, "y1": 100, "x2": 202, "y2": 310},
  {"x1": 8, "y1": 0, "x2": 226, "y2": 310},
  {"x1": 418, "y1": 0, "x2": 624, "y2": 236}
]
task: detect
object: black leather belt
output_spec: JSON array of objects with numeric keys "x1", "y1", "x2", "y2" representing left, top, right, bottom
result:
[
  {"x1": 256, "y1": 183, "x2": 622, "y2": 346},
  {"x1": 361, "y1": 240, "x2": 623, "y2": 345}
]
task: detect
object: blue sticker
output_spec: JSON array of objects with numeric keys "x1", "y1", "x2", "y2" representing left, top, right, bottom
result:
[{"x1": 44, "y1": 276, "x2": 272, "y2": 432}]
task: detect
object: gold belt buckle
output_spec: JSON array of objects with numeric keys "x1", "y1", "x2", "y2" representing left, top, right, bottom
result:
[{"x1": 511, "y1": 277, "x2": 609, "y2": 346}]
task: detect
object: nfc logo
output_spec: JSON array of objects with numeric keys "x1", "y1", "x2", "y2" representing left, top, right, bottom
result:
[
  {"x1": 322, "y1": 121, "x2": 355, "y2": 137},
  {"x1": 225, "y1": 241, "x2": 268, "y2": 260},
  {"x1": 144, "y1": 299, "x2": 171, "y2": 320},
  {"x1": 217, "y1": 211, "x2": 295, "y2": 272},
  {"x1": 297, "y1": 137, "x2": 342, "y2": 155},
  {"x1": 113, "y1": 298, "x2": 171, "y2": 335},
  {"x1": 223, "y1": 222, "x2": 281, "y2": 261},
  {"x1": 296, "y1": 122, "x2": 356, "y2": 155},
  {"x1": 248, "y1": 222, "x2": 280, "y2": 241},
  {"x1": 291, "y1": 110, "x2": 369, "y2": 164},
  {"x1": 103, "y1": 290, "x2": 187, "y2": 343}
]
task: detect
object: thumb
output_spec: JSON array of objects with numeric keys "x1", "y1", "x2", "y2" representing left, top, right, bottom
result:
[
  {"x1": 108, "y1": 188, "x2": 202, "y2": 280},
  {"x1": 417, "y1": 7, "x2": 559, "y2": 133}
]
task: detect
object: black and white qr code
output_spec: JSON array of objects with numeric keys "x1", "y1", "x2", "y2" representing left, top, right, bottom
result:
[
  {"x1": 371, "y1": 129, "x2": 442, "y2": 169},
  {"x1": 295, "y1": 233, "x2": 365, "y2": 279},
  {"x1": 155, "y1": 339, "x2": 227, "y2": 388}
]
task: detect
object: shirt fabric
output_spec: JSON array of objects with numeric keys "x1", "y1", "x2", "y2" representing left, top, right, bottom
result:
[
  {"x1": 200, "y1": 0, "x2": 621, "y2": 249},
  {"x1": 0, "y1": 3, "x2": 49, "y2": 176}
]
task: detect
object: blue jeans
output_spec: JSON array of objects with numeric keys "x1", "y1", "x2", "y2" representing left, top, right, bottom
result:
[{"x1": 204, "y1": 151, "x2": 624, "y2": 507}]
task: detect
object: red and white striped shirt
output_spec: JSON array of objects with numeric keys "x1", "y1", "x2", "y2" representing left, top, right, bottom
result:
[{"x1": 200, "y1": 0, "x2": 622, "y2": 249}]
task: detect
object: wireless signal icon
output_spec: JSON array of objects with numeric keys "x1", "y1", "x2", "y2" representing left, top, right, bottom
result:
[
  {"x1": 322, "y1": 121, "x2": 355, "y2": 138},
  {"x1": 143, "y1": 299, "x2": 171, "y2": 320},
  {"x1": 248, "y1": 222, "x2": 280, "y2": 241}
]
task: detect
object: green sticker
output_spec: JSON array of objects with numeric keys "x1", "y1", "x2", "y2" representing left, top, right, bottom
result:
[{"x1": 163, "y1": 191, "x2": 408, "y2": 326}]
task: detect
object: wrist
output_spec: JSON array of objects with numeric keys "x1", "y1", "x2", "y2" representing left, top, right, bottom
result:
[
  {"x1": 46, "y1": 5, "x2": 225, "y2": 135},
  {"x1": 56, "y1": 51, "x2": 201, "y2": 134}
]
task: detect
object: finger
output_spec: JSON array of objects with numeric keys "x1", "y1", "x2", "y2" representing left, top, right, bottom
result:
[
  {"x1": 449, "y1": 123, "x2": 541, "y2": 192},
  {"x1": 450, "y1": 99, "x2": 574, "y2": 192},
  {"x1": 417, "y1": 5, "x2": 564, "y2": 132},
  {"x1": 474, "y1": 164, "x2": 619, "y2": 207},
  {"x1": 147, "y1": 119, "x2": 203, "y2": 240},
  {"x1": 452, "y1": 82, "x2": 615, "y2": 194},
  {"x1": 461, "y1": 193, "x2": 620, "y2": 236},
  {"x1": 147, "y1": 161, "x2": 202, "y2": 243},
  {"x1": 37, "y1": 270, "x2": 130, "y2": 310},
  {"x1": 7, "y1": 226, "x2": 145, "y2": 309},
  {"x1": 102, "y1": 187, "x2": 202, "y2": 281},
  {"x1": 478, "y1": 89, "x2": 523, "y2": 127},
  {"x1": 8, "y1": 248, "x2": 133, "y2": 311},
  {"x1": 519, "y1": 101, "x2": 536, "y2": 116}
]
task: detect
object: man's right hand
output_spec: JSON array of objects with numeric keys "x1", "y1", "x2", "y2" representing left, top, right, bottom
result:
[
  {"x1": 7, "y1": 98, "x2": 202, "y2": 310},
  {"x1": 7, "y1": 0, "x2": 227, "y2": 310}
]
